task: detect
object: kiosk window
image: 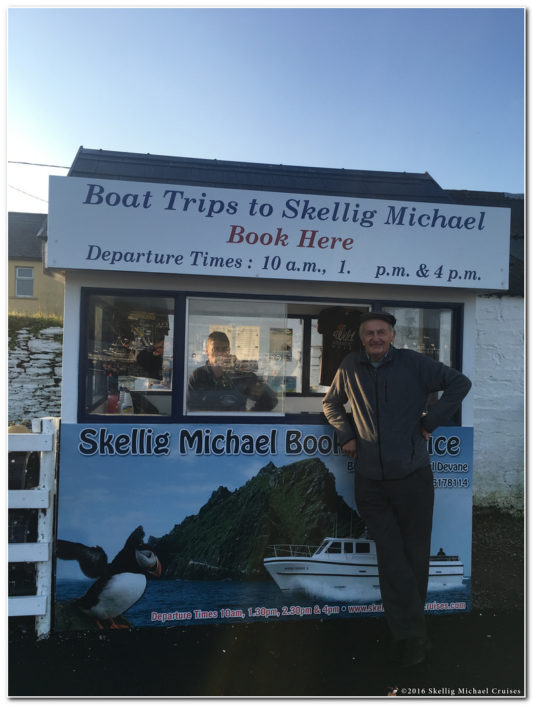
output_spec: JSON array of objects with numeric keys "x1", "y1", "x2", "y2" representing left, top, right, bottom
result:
[
  {"x1": 310, "y1": 319, "x2": 331, "y2": 394},
  {"x1": 79, "y1": 293, "x2": 461, "y2": 421},
  {"x1": 383, "y1": 307, "x2": 453, "y2": 366},
  {"x1": 186, "y1": 298, "x2": 287, "y2": 414},
  {"x1": 84, "y1": 294, "x2": 174, "y2": 416},
  {"x1": 383, "y1": 305, "x2": 457, "y2": 412}
]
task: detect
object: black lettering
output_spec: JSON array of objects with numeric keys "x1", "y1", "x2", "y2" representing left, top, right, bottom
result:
[
  {"x1": 240, "y1": 435, "x2": 254, "y2": 453},
  {"x1": 286, "y1": 429, "x2": 302, "y2": 454},
  {"x1": 83, "y1": 183, "x2": 105, "y2": 205},
  {"x1": 86, "y1": 245, "x2": 102, "y2": 261},
  {"x1": 385, "y1": 205, "x2": 408, "y2": 225},
  {"x1": 79, "y1": 428, "x2": 98, "y2": 455},
  {"x1": 282, "y1": 198, "x2": 299, "y2": 219},
  {"x1": 98, "y1": 428, "x2": 116, "y2": 455},
  {"x1": 447, "y1": 436, "x2": 461, "y2": 456},
  {"x1": 163, "y1": 190, "x2": 185, "y2": 210},
  {"x1": 180, "y1": 428, "x2": 203, "y2": 453},
  {"x1": 114, "y1": 434, "x2": 131, "y2": 455}
]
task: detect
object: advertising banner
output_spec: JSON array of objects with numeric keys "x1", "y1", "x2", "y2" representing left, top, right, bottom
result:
[
  {"x1": 47, "y1": 175, "x2": 510, "y2": 289},
  {"x1": 54, "y1": 424, "x2": 473, "y2": 631}
]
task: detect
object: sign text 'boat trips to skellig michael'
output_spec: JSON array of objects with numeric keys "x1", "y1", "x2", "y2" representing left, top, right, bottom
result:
[{"x1": 47, "y1": 176, "x2": 511, "y2": 289}]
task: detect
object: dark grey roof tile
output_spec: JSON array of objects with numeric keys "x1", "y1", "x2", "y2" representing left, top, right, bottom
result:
[
  {"x1": 8, "y1": 212, "x2": 47, "y2": 259},
  {"x1": 68, "y1": 147, "x2": 451, "y2": 203}
]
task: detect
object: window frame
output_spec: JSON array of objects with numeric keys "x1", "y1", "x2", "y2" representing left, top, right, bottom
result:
[
  {"x1": 78, "y1": 289, "x2": 183, "y2": 423},
  {"x1": 282, "y1": 314, "x2": 316, "y2": 397},
  {"x1": 15, "y1": 266, "x2": 34, "y2": 298},
  {"x1": 77, "y1": 287, "x2": 465, "y2": 425}
]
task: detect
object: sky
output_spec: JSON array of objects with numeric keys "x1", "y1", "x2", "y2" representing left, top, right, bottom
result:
[
  {"x1": 6, "y1": 7, "x2": 486, "y2": 590},
  {"x1": 6, "y1": 6, "x2": 525, "y2": 216}
]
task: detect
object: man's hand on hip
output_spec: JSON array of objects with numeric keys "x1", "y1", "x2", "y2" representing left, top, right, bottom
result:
[
  {"x1": 420, "y1": 423, "x2": 431, "y2": 441},
  {"x1": 342, "y1": 439, "x2": 358, "y2": 459}
]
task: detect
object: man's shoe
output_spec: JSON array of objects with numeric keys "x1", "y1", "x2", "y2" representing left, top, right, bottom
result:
[
  {"x1": 399, "y1": 636, "x2": 431, "y2": 668},
  {"x1": 388, "y1": 638, "x2": 405, "y2": 664}
]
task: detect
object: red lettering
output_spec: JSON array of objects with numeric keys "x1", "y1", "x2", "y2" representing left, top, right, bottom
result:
[
  {"x1": 298, "y1": 230, "x2": 354, "y2": 250},
  {"x1": 274, "y1": 228, "x2": 289, "y2": 247},
  {"x1": 297, "y1": 229, "x2": 318, "y2": 247},
  {"x1": 228, "y1": 225, "x2": 245, "y2": 243}
]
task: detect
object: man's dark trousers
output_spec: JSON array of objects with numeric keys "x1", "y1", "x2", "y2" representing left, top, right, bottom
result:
[{"x1": 354, "y1": 465, "x2": 434, "y2": 640}]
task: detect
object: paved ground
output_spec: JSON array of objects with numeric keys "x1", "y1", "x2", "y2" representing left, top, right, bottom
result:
[
  {"x1": 8, "y1": 610, "x2": 524, "y2": 697},
  {"x1": 9, "y1": 507, "x2": 524, "y2": 698}
]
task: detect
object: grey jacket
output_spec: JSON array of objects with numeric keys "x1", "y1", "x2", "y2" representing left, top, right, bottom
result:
[{"x1": 322, "y1": 346, "x2": 472, "y2": 480}]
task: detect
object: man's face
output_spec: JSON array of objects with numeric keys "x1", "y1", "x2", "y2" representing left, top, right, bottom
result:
[
  {"x1": 360, "y1": 319, "x2": 396, "y2": 361},
  {"x1": 207, "y1": 340, "x2": 231, "y2": 367}
]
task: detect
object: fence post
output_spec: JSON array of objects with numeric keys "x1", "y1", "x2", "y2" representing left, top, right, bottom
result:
[{"x1": 32, "y1": 417, "x2": 60, "y2": 639}]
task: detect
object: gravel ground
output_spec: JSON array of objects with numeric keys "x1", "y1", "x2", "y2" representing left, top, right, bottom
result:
[
  {"x1": 9, "y1": 506, "x2": 524, "y2": 698},
  {"x1": 470, "y1": 506, "x2": 524, "y2": 612}
]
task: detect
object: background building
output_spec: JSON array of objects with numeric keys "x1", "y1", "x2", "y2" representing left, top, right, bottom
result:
[{"x1": 8, "y1": 212, "x2": 64, "y2": 317}]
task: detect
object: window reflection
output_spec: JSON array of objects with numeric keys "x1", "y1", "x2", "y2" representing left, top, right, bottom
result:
[
  {"x1": 80, "y1": 294, "x2": 458, "y2": 420},
  {"x1": 310, "y1": 319, "x2": 330, "y2": 394},
  {"x1": 281, "y1": 318, "x2": 304, "y2": 393},
  {"x1": 383, "y1": 307, "x2": 453, "y2": 367},
  {"x1": 186, "y1": 298, "x2": 287, "y2": 414},
  {"x1": 383, "y1": 306, "x2": 455, "y2": 408}
]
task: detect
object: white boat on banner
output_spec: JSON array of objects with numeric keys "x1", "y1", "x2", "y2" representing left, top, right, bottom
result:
[{"x1": 264, "y1": 537, "x2": 464, "y2": 601}]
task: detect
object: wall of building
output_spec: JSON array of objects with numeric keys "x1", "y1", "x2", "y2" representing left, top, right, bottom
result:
[
  {"x1": 472, "y1": 295, "x2": 524, "y2": 513},
  {"x1": 8, "y1": 259, "x2": 65, "y2": 317}
]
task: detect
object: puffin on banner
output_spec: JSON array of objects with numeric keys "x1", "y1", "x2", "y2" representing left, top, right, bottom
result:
[{"x1": 56, "y1": 526, "x2": 161, "y2": 629}]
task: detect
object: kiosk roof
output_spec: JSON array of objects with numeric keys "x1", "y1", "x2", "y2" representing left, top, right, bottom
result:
[{"x1": 67, "y1": 147, "x2": 452, "y2": 203}]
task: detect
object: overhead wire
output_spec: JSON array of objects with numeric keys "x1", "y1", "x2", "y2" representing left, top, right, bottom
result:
[
  {"x1": 8, "y1": 160, "x2": 69, "y2": 203},
  {"x1": 8, "y1": 185, "x2": 48, "y2": 203},
  {"x1": 8, "y1": 160, "x2": 69, "y2": 169}
]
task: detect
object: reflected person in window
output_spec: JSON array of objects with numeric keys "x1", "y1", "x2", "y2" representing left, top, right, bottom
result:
[
  {"x1": 136, "y1": 339, "x2": 164, "y2": 381},
  {"x1": 187, "y1": 331, "x2": 277, "y2": 412}
]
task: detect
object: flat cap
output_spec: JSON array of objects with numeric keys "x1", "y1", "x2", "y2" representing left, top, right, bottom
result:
[{"x1": 360, "y1": 311, "x2": 397, "y2": 327}]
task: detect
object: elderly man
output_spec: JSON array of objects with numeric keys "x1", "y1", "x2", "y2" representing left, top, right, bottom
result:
[{"x1": 322, "y1": 312, "x2": 471, "y2": 668}]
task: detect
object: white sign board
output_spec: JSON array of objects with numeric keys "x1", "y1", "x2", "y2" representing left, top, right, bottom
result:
[{"x1": 47, "y1": 176, "x2": 511, "y2": 289}]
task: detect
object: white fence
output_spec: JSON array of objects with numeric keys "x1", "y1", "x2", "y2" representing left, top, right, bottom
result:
[{"x1": 8, "y1": 417, "x2": 60, "y2": 638}]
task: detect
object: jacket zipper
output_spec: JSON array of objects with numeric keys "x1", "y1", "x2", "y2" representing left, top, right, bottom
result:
[{"x1": 372, "y1": 367, "x2": 385, "y2": 479}]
